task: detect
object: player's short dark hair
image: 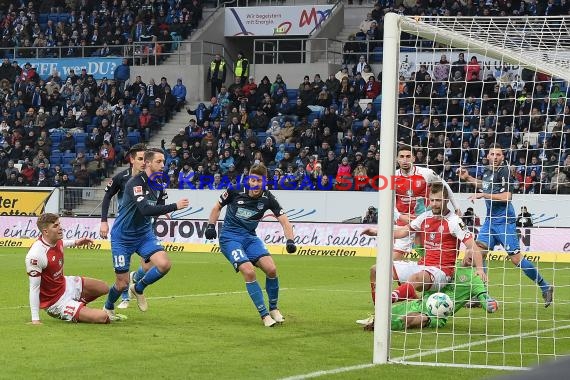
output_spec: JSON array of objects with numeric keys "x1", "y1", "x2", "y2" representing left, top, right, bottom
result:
[
  {"x1": 144, "y1": 147, "x2": 164, "y2": 162},
  {"x1": 430, "y1": 182, "x2": 448, "y2": 199},
  {"x1": 37, "y1": 213, "x2": 59, "y2": 232},
  {"x1": 397, "y1": 144, "x2": 413, "y2": 153},
  {"x1": 250, "y1": 163, "x2": 268, "y2": 177},
  {"x1": 488, "y1": 143, "x2": 503, "y2": 151},
  {"x1": 128, "y1": 143, "x2": 147, "y2": 158}
]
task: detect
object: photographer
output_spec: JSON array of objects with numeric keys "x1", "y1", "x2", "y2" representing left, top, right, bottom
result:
[{"x1": 362, "y1": 206, "x2": 378, "y2": 224}]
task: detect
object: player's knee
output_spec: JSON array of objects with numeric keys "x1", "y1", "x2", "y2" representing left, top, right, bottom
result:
[
  {"x1": 115, "y1": 279, "x2": 129, "y2": 292},
  {"x1": 370, "y1": 265, "x2": 376, "y2": 275},
  {"x1": 510, "y1": 251, "x2": 522, "y2": 265},
  {"x1": 241, "y1": 267, "x2": 256, "y2": 282},
  {"x1": 157, "y1": 260, "x2": 172, "y2": 274},
  {"x1": 264, "y1": 266, "x2": 277, "y2": 278}
]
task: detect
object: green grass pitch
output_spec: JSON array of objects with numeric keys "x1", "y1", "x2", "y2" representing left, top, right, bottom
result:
[{"x1": 1, "y1": 247, "x2": 568, "y2": 379}]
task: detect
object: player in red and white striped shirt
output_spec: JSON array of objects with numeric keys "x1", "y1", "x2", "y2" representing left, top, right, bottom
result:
[
  {"x1": 363, "y1": 182, "x2": 486, "y2": 306},
  {"x1": 25, "y1": 213, "x2": 114, "y2": 324}
]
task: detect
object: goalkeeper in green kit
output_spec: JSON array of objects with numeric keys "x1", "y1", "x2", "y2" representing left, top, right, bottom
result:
[{"x1": 364, "y1": 266, "x2": 499, "y2": 331}]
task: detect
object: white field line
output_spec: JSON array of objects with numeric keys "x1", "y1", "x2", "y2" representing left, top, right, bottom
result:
[
  {"x1": 0, "y1": 287, "x2": 374, "y2": 311},
  {"x1": 279, "y1": 324, "x2": 570, "y2": 380}
]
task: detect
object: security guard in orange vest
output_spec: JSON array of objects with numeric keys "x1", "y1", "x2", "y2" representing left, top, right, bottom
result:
[
  {"x1": 207, "y1": 54, "x2": 226, "y2": 98},
  {"x1": 234, "y1": 51, "x2": 249, "y2": 86}
]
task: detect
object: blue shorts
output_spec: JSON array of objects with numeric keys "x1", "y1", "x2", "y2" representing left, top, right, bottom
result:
[
  {"x1": 110, "y1": 231, "x2": 164, "y2": 273},
  {"x1": 219, "y1": 232, "x2": 269, "y2": 272},
  {"x1": 476, "y1": 218, "x2": 520, "y2": 255}
]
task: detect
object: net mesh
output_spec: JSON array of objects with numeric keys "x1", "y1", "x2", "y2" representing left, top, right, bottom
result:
[{"x1": 383, "y1": 15, "x2": 570, "y2": 370}]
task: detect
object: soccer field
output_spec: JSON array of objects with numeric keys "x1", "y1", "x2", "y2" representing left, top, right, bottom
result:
[{"x1": 2, "y1": 247, "x2": 568, "y2": 379}]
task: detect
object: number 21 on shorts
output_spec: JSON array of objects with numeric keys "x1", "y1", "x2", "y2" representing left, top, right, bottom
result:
[{"x1": 232, "y1": 249, "x2": 245, "y2": 262}]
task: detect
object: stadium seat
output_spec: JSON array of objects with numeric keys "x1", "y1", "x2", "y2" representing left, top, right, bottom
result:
[
  {"x1": 75, "y1": 143, "x2": 86, "y2": 152},
  {"x1": 50, "y1": 152, "x2": 63, "y2": 165},
  {"x1": 74, "y1": 132, "x2": 87, "y2": 145},
  {"x1": 63, "y1": 153, "x2": 76, "y2": 165},
  {"x1": 62, "y1": 164, "x2": 73, "y2": 174},
  {"x1": 286, "y1": 89, "x2": 298, "y2": 102},
  {"x1": 50, "y1": 133, "x2": 62, "y2": 144},
  {"x1": 128, "y1": 131, "x2": 141, "y2": 146}
]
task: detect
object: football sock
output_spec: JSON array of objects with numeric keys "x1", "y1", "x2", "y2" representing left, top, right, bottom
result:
[
  {"x1": 246, "y1": 281, "x2": 268, "y2": 317},
  {"x1": 371, "y1": 281, "x2": 376, "y2": 305},
  {"x1": 104, "y1": 285, "x2": 122, "y2": 310},
  {"x1": 391, "y1": 283, "x2": 417, "y2": 303},
  {"x1": 265, "y1": 277, "x2": 279, "y2": 310},
  {"x1": 134, "y1": 267, "x2": 146, "y2": 282},
  {"x1": 518, "y1": 258, "x2": 550, "y2": 293},
  {"x1": 135, "y1": 267, "x2": 165, "y2": 294}
]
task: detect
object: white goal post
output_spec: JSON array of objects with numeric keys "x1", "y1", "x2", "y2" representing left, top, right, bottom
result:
[{"x1": 375, "y1": 13, "x2": 570, "y2": 368}]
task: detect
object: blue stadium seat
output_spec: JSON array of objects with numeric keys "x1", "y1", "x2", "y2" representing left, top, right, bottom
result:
[
  {"x1": 74, "y1": 132, "x2": 87, "y2": 145},
  {"x1": 62, "y1": 164, "x2": 73, "y2": 174},
  {"x1": 286, "y1": 89, "x2": 298, "y2": 102},
  {"x1": 75, "y1": 143, "x2": 86, "y2": 152},
  {"x1": 50, "y1": 152, "x2": 63, "y2": 165},
  {"x1": 128, "y1": 131, "x2": 141, "y2": 146},
  {"x1": 51, "y1": 133, "x2": 62, "y2": 144},
  {"x1": 39, "y1": 14, "x2": 48, "y2": 24},
  {"x1": 63, "y1": 153, "x2": 76, "y2": 165}
]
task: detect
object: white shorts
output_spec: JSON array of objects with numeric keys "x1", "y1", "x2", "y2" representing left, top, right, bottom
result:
[
  {"x1": 394, "y1": 231, "x2": 415, "y2": 254},
  {"x1": 393, "y1": 261, "x2": 450, "y2": 291},
  {"x1": 46, "y1": 276, "x2": 84, "y2": 322}
]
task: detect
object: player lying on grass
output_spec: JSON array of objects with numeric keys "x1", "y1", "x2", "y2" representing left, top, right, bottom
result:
[
  {"x1": 26, "y1": 213, "x2": 114, "y2": 324},
  {"x1": 361, "y1": 266, "x2": 499, "y2": 331},
  {"x1": 356, "y1": 182, "x2": 485, "y2": 325}
]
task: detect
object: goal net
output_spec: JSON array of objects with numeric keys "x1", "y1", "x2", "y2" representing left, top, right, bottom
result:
[{"x1": 375, "y1": 14, "x2": 570, "y2": 371}]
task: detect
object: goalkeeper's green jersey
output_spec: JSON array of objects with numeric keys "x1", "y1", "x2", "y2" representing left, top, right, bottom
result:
[{"x1": 391, "y1": 266, "x2": 489, "y2": 330}]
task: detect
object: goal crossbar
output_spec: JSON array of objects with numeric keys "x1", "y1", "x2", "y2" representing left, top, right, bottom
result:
[{"x1": 399, "y1": 16, "x2": 570, "y2": 82}]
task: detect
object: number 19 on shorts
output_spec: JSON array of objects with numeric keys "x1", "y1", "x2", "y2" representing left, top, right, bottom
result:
[{"x1": 114, "y1": 255, "x2": 126, "y2": 268}]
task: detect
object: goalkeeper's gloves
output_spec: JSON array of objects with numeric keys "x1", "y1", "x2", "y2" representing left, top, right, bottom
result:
[
  {"x1": 286, "y1": 239, "x2": 296, "y2": 254},
  {"x1": 485, "y1": 298, "x2": 499, "y2": 313},
  {"x1": 205, "y1": 224, "x2": 217, "y2": 240}
]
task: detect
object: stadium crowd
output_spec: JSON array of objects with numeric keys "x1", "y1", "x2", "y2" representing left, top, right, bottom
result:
[
  {"x1": 0, "y1": 0, "x2": 568, "y2": 196},
  {"x1": 0, "y1": 0, "x2": 201, "y2": 60}
]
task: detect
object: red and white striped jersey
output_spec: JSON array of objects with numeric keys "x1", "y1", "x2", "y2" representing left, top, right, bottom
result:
[
  {"x1": 393, "y1": 166, "x2": 440, "y2": 223},
  {"x1": 409, "y1": 210, "x2": 473, "y2": 276}
]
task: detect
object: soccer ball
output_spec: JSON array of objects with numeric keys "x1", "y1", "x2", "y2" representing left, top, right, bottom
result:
[{"x1": 426, "y1": 292, "x2": 454, "y2": 318}]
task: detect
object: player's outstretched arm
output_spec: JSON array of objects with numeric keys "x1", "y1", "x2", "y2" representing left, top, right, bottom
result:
[
  {"x1": 135, "y1": 188, "x2": 189, "y2": 217},
  {"x1": 63, "y1": 238, "x2": 94, "y2": 248},
  {"x1": 277, "y1": 213, "x2": 296, "y2": 253},
  {"x1": 205, "y1": 202, "x2": 222, "y2": 240},
  {"x1": 457, "y1": 167, "x2": 483, "y2": 190},
  {"x1": 393, "y1": 225, "x2": 412, "y2": 239},
  {"x1": 464, "y1": 239, "x2": 487, "y2": 283},
  {"x1": 361, "y1": 226, "x2": 378, "y2": 236}
]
